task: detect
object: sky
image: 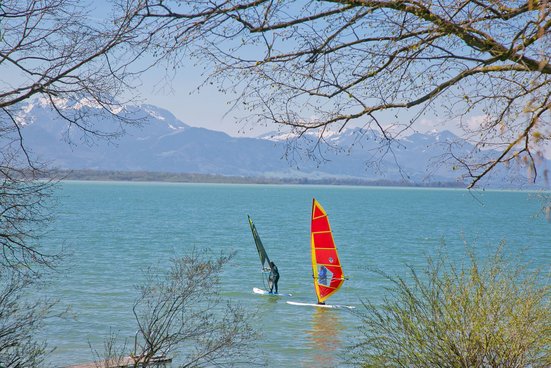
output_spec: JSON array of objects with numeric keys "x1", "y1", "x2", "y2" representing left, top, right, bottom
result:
[
  {"x1": 87, "y1": 1, "x2": 260, "y2": 137},
  {"x1": 78, "y1": 1, "x2": 468, "y2": 140},
  {"x1": 133, "y1": 54, "x2": 440, "y2": 140},
  {"x1": 86, "y1": 1, "x2": 440, "y2": 140},
  {"x1": 7, "y1": 0, "x2": 549, "y2": 161},
  {"x1": 101, "y1": 5, "x2": 485, "y2": 143},
  {"x1": 136, "y1": 63, "x2": 250, "y2": 136}
]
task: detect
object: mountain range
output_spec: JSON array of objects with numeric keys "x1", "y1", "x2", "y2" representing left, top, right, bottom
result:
[{"x1": 16, "y1": 98, "x2": 548, "y2": 188}]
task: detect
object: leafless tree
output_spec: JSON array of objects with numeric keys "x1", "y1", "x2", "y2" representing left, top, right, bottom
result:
[
  {"x1": 132, "y1": 0, "x2": 550, "y2": 188},
  {"x1": 0, "y1": 0, "x2": 159, "y2": 267},
  {"x1": 90, "y1": 330, "x2": 129, "y2": 368},
  {"x1": 1, "y1": 0, "x2": 154, "y2": 145},
  {"x1": 0, "y1": 0, "x2": 161, "y2": 365},
  {"x1": 0, "y1": 154, "x2": 57, "y2": 271},
  {"x1": 120, "y1": 250, "x2": 258, "y2": 368},
  {"x1": 0, "y1": 268, "x2": 61, "y2": 368}
]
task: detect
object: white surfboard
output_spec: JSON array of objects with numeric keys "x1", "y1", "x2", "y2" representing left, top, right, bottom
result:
[
  {"x1": 286, "y1": 300, "x2": 355, "y2": 309},
  {"x1": 253, "y1": 287, "x2": 292, "y2": 297}
]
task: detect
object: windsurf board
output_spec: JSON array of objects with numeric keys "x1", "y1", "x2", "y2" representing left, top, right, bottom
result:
[
  {"x1": 286, "y1": 300, "x2": 354, "y2": 309},
  {"x1": 253, "y1": 287, "x2": 292, "y2": 297}
]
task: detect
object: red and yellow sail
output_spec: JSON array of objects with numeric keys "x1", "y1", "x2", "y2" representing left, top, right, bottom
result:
[{"x1": 311, "y1": 198, "x2": 345, "y2": 304}]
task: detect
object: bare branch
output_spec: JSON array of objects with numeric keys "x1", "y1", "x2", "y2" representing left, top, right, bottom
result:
[{"x1": 135, "y1": 0, "x2": 551, "y2": 187}]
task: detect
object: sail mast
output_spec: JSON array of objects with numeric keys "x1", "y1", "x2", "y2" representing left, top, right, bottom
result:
[{"x1": 311, "y1": 198, "x2": 345, "y2": 304}]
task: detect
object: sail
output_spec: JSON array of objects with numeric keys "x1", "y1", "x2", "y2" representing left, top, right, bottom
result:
[
  {"x1": 248, "y1": 215, "x2": 271, "y2": 271},
  {"x1": 311, "y1": 198, "x2": 345, "y2": 303}
]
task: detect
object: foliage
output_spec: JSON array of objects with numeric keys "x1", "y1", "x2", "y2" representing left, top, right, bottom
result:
[
  {"x1": 132, "y1": 0, "x2": 551, "y2": 188},
  {"x1": 348, "y1": 244, "x2": 550, "y2": 367}
]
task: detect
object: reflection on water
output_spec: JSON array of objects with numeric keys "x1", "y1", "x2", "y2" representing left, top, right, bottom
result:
[{"x1": 303, "y1": 308, "x2": 345, "y2": 368}]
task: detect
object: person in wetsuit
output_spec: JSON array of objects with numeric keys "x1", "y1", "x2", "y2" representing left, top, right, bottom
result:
[
  {"x1": 268, "y1": 261, "x2": 279, "y2": 294},
  {"x1": 317, "y1": 266, "x2": 328, "y2": 305},
  {"x1": 319, "y1": 265, "x2": 328, "y2": 285}
]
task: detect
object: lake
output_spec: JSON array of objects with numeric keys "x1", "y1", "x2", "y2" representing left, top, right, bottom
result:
[{"x1": 40, "y1": 182, "x2": 550, "y2": 367}]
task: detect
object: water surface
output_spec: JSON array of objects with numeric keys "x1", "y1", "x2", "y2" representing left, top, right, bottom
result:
[{"x1": 41, "y1": 182, "x2": 550, "y2": 367}]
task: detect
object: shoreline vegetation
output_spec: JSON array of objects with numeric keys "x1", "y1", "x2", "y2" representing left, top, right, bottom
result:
[{"x1": 47, "y1": 169, "x2": 466, "y2": 188}]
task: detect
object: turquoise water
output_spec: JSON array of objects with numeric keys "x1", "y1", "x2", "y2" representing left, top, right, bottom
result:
[{"x1": 40, "y1": 182, "x2": 550, "y2": 367}]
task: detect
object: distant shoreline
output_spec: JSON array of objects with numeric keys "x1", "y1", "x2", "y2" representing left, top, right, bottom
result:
[{"x1": 47, "y1": 169, "x2": 466, "y2": 188}]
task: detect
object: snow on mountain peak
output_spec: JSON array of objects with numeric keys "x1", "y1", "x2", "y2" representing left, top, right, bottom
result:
[
  {"x1": 34, "y1": 96, "x2": 124, "y2": 114},
  {"x1": 259, "y1": 126, "x2": 365, "y2": 142},
  {"x1": 15, "y1": 102, "x2": 37, "y2": 126},
  {"x1": 142, "y1": 105, "x2": 167, "y2": 121},
  {"x1": 140, "y1": 104, "x2": 188, "y2": 130}
]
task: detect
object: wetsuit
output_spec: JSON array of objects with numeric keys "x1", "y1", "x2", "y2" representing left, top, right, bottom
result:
[
  {"x1": 269, "y1": 264, "x2": 279, "y2": 294},
  {"x1": 319, "y1": 266, "x2": 328, "y2": 285}
]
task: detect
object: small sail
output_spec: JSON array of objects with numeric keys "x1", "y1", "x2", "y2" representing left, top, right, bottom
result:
[
  {"x1": 311, "y1": 199, "x2": 345, "y2": 304},
  {"x1": 248, "y1": 215, "x2": 271, "y2": 271}
]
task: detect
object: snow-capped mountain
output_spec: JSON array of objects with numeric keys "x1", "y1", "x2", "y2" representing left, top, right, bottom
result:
[{"x1": 15, "y1": 99, "x2": 548, "y2": 187}]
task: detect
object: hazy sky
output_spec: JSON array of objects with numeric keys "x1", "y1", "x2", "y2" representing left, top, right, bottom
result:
[
  {"x1": 89, "y1": 2, "x2": 437, "y2": 139},
  {"x1": 101, "y1": 5, "x2": 463, "y2": 141},
  {"x1": 137, "y1": 62, "x2": 250, "y2": 136},
  {"x1": 84, "y1": 1, "x2": 459, "y2": 140},
  {"x1": 135, "y1": 58, "x2": 442, "y2": 140},
  {"x1": 24, "y1": 0, "x2": 546, "y2": 164},
  {"x1": 83, "y1": 1, "x2": 256, "y2": 137}
]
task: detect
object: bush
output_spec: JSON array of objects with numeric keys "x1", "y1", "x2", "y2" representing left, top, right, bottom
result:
[{"x1": 349, "y1": 244, "x2": 550, "y2": 367}]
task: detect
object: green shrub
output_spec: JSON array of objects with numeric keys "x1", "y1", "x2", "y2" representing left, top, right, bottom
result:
[{"x1": 349, "y1": 244, "x2": 550, "y2": 367}]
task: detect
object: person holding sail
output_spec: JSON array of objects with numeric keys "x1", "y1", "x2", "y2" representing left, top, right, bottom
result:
[
  {"x1": 268, "y1": 261, "x2": 279, "y2": 294},
  {"x1": 319, "y1": 265, "x2": 328, "y2": 285},
  {"x1": 315, "y1": 265, "x2": 328, "y2": 305}
]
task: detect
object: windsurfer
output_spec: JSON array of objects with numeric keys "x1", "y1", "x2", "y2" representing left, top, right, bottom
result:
[
  {"x1": 319, "y1": 265, "x2": 328, "y2": 285},
  {"x1": 268, "y1": 261, "x2": 279, "y2": 294}
]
